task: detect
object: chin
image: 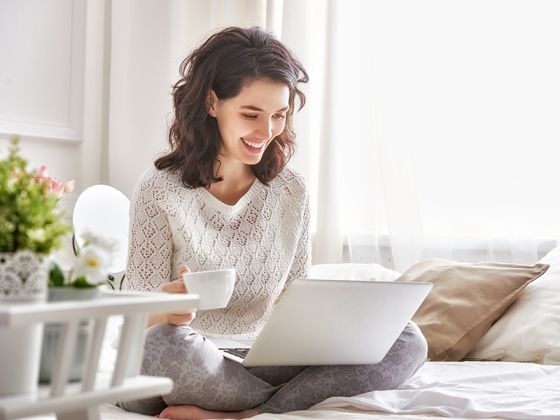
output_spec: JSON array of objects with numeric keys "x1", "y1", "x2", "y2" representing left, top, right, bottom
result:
[
  {"x1": 244, "y1": 155, "x2": 264, "y2": 165},
  {"x1": 240, "y1": 148, "x2": 267, "y2": 165}
]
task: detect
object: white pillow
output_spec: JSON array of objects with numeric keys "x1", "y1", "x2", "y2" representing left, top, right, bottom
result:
[
  {"x1": 467, "y1": 246, "x2": 560, "y2": 364},
  {"x1": 309, "y1": 263, "x2": 401, "y2": 282}
]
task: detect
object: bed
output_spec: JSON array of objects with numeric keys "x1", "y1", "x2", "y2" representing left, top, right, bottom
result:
[
  {"x1": 22, "y1": 247, "x2": 560, "y2": 419},
  {"x1": 258, "y1": 246, "x2": 560, "y2": 419}
]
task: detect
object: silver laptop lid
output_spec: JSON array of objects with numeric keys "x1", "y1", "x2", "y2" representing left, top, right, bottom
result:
[{"x1": 243, "y1": 279, "x2": 431, "y2": 367}]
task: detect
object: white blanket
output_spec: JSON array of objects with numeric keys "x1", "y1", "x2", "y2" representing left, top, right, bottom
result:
[{"x1": 307, "y1": 361, "x2": 560, "y2": 419}]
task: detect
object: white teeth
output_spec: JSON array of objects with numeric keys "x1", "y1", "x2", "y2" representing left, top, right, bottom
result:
[{"x1": 241, "y1": 138, "x2": 264, "y2": 149}]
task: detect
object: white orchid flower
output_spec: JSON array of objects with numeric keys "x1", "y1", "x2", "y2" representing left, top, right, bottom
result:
[{"x1": 73, "y1": 244, "x2": 111, "y2": 285}]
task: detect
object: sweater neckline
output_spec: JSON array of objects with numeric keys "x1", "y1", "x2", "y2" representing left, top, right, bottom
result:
[{"x1": 200, "y1": 179, "x2": 262, "y2": 214}]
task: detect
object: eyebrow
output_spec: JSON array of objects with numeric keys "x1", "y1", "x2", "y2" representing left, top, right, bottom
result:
[{"x1": 240, "y1": 105, "x2": 290, "y2": 112}]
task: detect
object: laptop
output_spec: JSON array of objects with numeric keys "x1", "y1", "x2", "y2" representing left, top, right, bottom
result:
[{"x1": 210, "y1": 278, "x2": 431, "y2": 367}]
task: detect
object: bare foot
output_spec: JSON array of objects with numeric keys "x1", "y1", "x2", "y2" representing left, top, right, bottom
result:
[{"x1": 159, "y1": 404, "x2": 258, "y2": 420}]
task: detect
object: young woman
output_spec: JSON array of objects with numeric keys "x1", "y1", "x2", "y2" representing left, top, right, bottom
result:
[{"x1": 121, "y1": 27, "x2": 427, "y2": 420}]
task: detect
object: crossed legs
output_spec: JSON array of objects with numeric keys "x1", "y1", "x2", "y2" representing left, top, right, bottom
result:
[{"x1": 118, "y1": 322, "x2": 427, "y2": 418}]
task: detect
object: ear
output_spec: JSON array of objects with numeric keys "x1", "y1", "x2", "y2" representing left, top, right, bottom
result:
[{"x1": 207, "y1": 90, "x2": 218, "y2": 117}]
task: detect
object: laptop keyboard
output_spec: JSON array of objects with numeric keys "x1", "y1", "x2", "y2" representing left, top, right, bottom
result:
[{"x1": 220, "y1": 347, "x2": 250, "y2": 359}]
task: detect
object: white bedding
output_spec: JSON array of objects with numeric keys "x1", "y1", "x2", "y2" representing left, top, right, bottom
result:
[{"x1": 254, "y1": 361, "x2": 560, "y2": 420}]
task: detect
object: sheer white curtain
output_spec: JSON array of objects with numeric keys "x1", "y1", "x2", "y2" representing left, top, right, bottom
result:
[
  {"x1": 284, "y1": 0, "x2": 560, "y2": 270},
  {"x1": 106, "y1": 0, "x2": 560, "y2": 271}
]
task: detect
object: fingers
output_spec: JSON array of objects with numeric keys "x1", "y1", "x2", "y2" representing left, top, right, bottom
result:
[
  {"x1": 178, "y1": 264, "x2": 191, "y2": 293},
  {"x1": 159, "y1": 265, "x2": 197, "y2": 326},
  {"x1": 159, "y1": 265, "x2": 191, "y2": 293},
  {"x1": 160, "y1": 279, "x2": 186, "y2": 293}
]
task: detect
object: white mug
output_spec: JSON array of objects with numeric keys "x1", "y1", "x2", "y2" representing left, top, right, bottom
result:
[{"x1": 182, "y1": 268, "x2": 236, "y2": 310}]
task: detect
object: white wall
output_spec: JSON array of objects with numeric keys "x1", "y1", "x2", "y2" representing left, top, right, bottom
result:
[
  {"x1": 1, "y1": 0, "x2": 81, "y2": 211},
  {"x1": 0, "y1": 0, "x2": 111, "y2": 215}
]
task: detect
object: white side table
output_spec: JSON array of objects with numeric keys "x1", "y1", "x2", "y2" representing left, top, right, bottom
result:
[{"x1": 0, "y1": 290, "x2": 198, "y2": 420}]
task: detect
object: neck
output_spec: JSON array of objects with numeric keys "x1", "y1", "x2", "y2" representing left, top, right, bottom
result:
[
  {"x1": 207, "y1": 156, "x2": 256, "y2": 205},
  {"x1": 215, "y1": 156, "x2": 255, "y2": 187}
]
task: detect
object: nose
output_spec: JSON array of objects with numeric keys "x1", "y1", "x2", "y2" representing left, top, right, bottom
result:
[{"x1": 256, "y1": 118, "x2": 273, "y2": 139}]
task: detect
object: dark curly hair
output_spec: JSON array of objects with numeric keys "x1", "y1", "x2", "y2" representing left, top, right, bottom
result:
[{"x1": 155, "y1": 26, "x2": 309, "y2": 188}]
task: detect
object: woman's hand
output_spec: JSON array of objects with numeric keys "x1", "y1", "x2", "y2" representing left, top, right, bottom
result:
[{"x1": 159, "y1": 265, "x2": 197, "y2": 326}]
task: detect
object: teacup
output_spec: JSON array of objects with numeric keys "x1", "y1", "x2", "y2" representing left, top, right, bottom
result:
[{"x1": 182, "y1": 268, "x2": 236, "y2": 310}]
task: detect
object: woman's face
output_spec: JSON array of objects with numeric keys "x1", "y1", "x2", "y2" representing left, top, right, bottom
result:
[{"x1": 209, "y1": 78, "x2": 290, "y2": 167}]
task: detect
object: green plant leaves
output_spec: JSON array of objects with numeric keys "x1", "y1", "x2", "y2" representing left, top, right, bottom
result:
[
  {"x1": 48, "y1": 261, "x2": 65, "y2": 287},
  {"x1": 70, "y1": 276, "x2": 97, "y2": 289},
  {"x1": 0, "y1": 137, "x2": 71, "y2": 253}
]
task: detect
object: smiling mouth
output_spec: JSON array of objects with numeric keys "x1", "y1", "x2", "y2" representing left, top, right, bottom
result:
[{"x1": 241, "y1": 137, "x2": 265, "y2": 151}]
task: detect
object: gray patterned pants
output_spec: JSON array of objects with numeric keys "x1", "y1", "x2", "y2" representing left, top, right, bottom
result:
[{"x1": 119, "y1": 322, "x2": 427, "y2": 415}]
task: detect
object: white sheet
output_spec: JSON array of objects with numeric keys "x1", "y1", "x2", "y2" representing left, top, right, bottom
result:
[{"x1": 305, "y1": 361, "x2": 560, "y2": 419}]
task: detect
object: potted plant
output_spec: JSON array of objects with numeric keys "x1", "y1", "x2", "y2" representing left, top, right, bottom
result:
[
  {"x1": 40, "y1": 232, "x2": 117, "y2": 382},
  {"x1": 0, "y1": 136, "x2": 73, "y2": 396}
]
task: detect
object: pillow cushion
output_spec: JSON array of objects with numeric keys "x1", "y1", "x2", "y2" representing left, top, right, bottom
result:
[
  {"x1": 396, "y1": 258, "x2": 549, "y2": 361},
  {"x1": 468, "y1": 247, "x2": 560, "y2": 364}
]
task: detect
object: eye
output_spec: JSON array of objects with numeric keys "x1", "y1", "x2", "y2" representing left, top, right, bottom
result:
[
  {"x1": 242, "y1": 114, "x2": 258, "y2": 120},
  {"x1": 273, "y1": 114, "x2": 286, "y2": 120}
]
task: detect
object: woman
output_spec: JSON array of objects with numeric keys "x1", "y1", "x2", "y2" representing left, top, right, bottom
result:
[{"x1": 121, "y1": 27, "x2": 427, "y2": 420}]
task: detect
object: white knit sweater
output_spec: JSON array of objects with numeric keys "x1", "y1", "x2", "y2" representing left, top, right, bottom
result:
[{"x1": 124, "y1": 165, "x2": 311, "y2": 339}]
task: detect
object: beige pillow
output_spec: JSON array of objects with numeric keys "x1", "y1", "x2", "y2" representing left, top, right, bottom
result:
[{"x1": 396, "y1": 259, "x2": 549, "y2": 361}]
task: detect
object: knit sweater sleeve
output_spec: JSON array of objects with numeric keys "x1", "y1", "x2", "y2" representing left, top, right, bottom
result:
[
  {"x1": 124, "y1": 170, "x2": 173, "y2": 292},
  {"x1": 285, "y1": 186, "x2": 312, "y2": 287}
]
